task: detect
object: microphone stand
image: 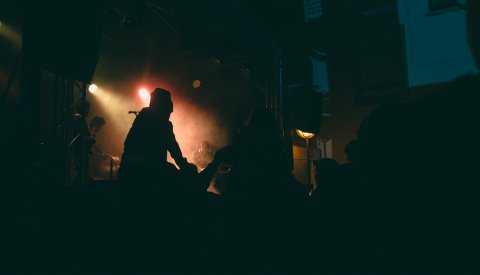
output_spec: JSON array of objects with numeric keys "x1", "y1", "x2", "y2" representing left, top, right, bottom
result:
[{"x1": 128, "y1": 110, "x2": 139, "y2": 117}]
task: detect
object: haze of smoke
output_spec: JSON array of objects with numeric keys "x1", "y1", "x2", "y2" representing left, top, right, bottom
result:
[{"x1": 89, "y1": 84, "x2": 233, "y2": 169}]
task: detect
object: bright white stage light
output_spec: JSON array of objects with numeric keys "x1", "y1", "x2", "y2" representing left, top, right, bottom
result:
[{"x1": 89, "y1": 84, "x2": 98, "y2": 94}]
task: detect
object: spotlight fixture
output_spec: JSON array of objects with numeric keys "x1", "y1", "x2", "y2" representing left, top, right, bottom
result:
[
  {"x1": 88, "y1": 84, "x2": 98, "y2": 94},
  {"x1": 192, "y1": 79, "x2": 201, "y2": 89},
  {"x1": 139, "y1": 88, "x2": 149, "y2": 99}
]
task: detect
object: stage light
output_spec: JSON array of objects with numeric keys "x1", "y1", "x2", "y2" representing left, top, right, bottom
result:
[
  {"x1": 192, "y1": 79, "x2": 201, "y2": 89},
  {"x1": 139, "y1": 88, "x2": 150, "y2": 106},
  {"x1": 0, "y1": 21, "x2": 21, "y2": 47},
  {"x1": 139, "y1": 88, "x2": 149, "y2": 98},
  {"x1": 89, "y1": 84, "x2": 98, "y2": 94}
]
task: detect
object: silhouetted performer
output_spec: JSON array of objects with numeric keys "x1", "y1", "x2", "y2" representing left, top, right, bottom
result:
[
  {"x1": 87, "y1": 116, "x2": 112, "y2": 179},
  {"x1": 116, "y1": 88, "x2": 197, "y2": 273},
  {"x1": 72, "y1": 101, "x2": 95, "y2": 184},
  {"x1": 88, "y1": 116, "x2": 105, "y2": 139},
  {"x1": 118, "y1": 88, "x2": 192, "y2": 185}
]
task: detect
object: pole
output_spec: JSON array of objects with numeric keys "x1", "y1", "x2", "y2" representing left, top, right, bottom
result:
[
  {"x1": 306, "y1": 138, "x2": 310, "y2": 186},
  {"x1": 110, "y1": 158, "x2": 114, "y2": 182}
]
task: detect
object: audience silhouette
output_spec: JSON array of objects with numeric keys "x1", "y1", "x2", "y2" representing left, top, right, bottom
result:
[{"x1": 198, "y1": 107, "x2": 305, "y2": 273}]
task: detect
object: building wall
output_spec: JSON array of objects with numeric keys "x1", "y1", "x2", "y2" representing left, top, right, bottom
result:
[
  {"x1": 398, "y1": 0, "x2": 477, "y2": 87},
  {"x1": 293, "y1": 0, "x2": 477, "y2": 171}
]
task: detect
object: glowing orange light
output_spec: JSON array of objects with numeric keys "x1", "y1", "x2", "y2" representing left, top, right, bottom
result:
[
  {"x1": 192, "y1": 79, "x2": 201, "y2": 89},
  {"x1": 296, "y1": 129, "x2": 315, "y2": 139}
]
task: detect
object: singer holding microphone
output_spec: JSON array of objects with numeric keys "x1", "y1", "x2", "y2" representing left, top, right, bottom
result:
[
  {"x1": 117, "y1": 88, "x2": 198, "y2": 271},
  {"x1": 118, "y1": 88, "x2": 196, "y2": 188}
]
